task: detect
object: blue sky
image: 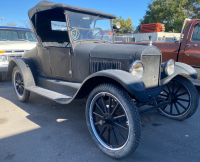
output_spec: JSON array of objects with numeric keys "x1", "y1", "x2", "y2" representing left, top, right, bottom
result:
[{"x1": 0, "y1": 0, "x2": 151, "y2": 28}]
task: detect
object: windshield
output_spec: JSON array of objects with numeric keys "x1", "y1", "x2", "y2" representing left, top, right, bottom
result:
[
  {"x1": 67, "y1": 12, "x2": 113, "y2": 42},
  {"x1": 0, "y1": 29, "x2": 36, "y2": 41}
]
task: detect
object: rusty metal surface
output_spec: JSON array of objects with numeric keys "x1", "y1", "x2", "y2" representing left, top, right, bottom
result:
[
  {"x1": 181, "y1": 20, "x2": 200, "y2": 67},
  {"x1": 116, "y1": 20, "x2": 200, "y2": 82},
  {"x1": 116, "y1": 20, "x2": 200, "y2": 66},
  {"x1": 117, "y1": 42, "x2": 180, "y2": 63},
  {"x1": 152, "y1": 42, "x2": 180, "y2": 62}
]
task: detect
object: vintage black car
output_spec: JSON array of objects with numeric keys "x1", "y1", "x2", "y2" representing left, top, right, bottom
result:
[{"x1": 7, "y1": 1, "x2": 199, "y2": 159}]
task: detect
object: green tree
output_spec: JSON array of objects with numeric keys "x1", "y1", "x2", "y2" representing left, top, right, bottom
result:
[
  {"x1": 113, "y1": 16, "x2": 134, "y2": 34},
  {"x1": 185, "y1": 0, "x2": 200, "y2": 19},
  {"x1": 6, "y1": 22, "x2": 17, "y2": 27},
  {"x1": 137, "y1": 0, "x2": 200, "y2": 33},
  {"x1": 19, "y1": 20, "x2": 32, "y2": 29}
]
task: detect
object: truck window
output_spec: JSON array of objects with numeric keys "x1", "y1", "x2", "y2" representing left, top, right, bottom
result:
[
  {"x1": 0, "y1": 29, "x2": 35, "y2": 41},
  {"x1": 0, "y1": 30, "x2": 18, "y2": 40},
  {"x1": 191, "y1": 24, "x2": 200, "y2": 42}
]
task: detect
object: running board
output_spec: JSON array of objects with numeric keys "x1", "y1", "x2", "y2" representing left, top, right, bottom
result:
[{"x1": 26, "y1": 86, "x2": 73, "y2": 104}]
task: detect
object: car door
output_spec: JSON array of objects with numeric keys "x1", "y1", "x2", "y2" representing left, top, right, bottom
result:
[
  {"x1": 48, "y1": 46, "x2": 72, "y2": 79},
  {"x1": 182, "y1": 21, "x2": 200, "y2": 79},
  {"x1": 37, "y1": 46, "x2": 52, "y2": 77}
]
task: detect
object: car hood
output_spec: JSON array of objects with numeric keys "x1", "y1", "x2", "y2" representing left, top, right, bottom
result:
[
  {"x1": 0, "y1": 41, "x2": 37, "y2": 50},
  {"x1": 74, "y1": 42, "x2": 161, "y2": 61}
]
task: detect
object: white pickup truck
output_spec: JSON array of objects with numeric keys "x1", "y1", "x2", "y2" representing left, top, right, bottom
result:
[{"x1": 0, "y1": 26, "x2": 36, "y2": 81}]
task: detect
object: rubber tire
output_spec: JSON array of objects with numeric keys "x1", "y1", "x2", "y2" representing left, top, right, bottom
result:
[
  {"x1": 12, "y1": 66, "x2": 30, "y2": 102},
  {"x1": 158, "y1": 75, "x2": 199, "y2": 121},
  {"x1": 0, "y1": 73, "x2": 2, "y2": 82},
  {"x1": 86, "y1": 84, "x2": 141, "y2": 159}
]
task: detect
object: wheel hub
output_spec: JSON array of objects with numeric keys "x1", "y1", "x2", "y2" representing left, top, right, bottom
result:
[
  {"x1": 100, "y1": 114, "x2": 114, "y2": 125},
  {"x1": 168, "y1": 93, "x2": 176, "y2": 103}
]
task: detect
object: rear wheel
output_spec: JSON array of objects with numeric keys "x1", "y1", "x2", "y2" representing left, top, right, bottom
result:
[
  {"x1": 12, "y1": 66, "x2": 30, "y2": 102},
  {"x1": 158, "y1": 75, "x2": 198, "y2": 120},
  {"x1": 86, "y1": 84, "x2": 141, "y2": 158}
]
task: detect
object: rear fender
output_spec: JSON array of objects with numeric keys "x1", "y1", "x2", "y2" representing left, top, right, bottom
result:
[{"x1": 7, "y1": 58, "x2": 36, "y2": 87}]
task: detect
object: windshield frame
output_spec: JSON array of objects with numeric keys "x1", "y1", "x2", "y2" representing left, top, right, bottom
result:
[
  {"x1": 0, "y1": 29, "x2": 36, "y2": 42},
  {"x1": 65, "y1": 11, "x2": 114, "y2": 44}
]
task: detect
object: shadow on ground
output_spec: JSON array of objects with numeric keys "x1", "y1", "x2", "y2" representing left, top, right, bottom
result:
[{"x1": 0, "y1": 77, "x2": 200, "y2": 162}]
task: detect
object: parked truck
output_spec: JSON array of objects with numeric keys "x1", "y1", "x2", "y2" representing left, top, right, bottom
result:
[
  {"x1": 116, "y1": 19, "x2": 200, "y2": 85},
  {"x1": 0, "y1": 26, "x2": 36, "y2": 81}
]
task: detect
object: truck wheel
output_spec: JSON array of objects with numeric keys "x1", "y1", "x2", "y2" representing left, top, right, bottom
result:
[
  {"x1": 12, "y1": 66, "x2": 30, "y2": 102},
  {"x1": 0, "y1": 73, "x2": 2, "y2": 82},
  {"x1": 158, "y1": 75, "x2": 198, "y2": 121},
  {"x1": 86, "y1": 84, "x2": 141, "y2": 158}
]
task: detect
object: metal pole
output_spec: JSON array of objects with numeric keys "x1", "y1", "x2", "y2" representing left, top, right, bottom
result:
[{"x1": 1, "y1": 17, "x2": 4, "y2": 26}]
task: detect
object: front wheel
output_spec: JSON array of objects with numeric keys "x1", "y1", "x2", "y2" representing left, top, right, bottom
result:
[
  {"x1": 158, "y1": 75, "x2": 198, "y2": 121},
  {"x1": 86, "y1": 84, "x2": 141, "y2": 159},
  {"x1": 12, "y1": 66, "x2": 30, "y2": 102}
]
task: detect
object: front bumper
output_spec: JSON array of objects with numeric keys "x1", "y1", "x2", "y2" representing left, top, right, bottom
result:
[
  {"x1": 0, "y1": 62, "x2": 8, "y2": 73},
  {"x1": 0, "y1": 52, "x2": 23, "y2": 73}
]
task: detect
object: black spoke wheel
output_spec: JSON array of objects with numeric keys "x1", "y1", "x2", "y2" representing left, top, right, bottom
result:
[
  {"x1": 90, "y1": 93, "x2": 129, "y2": 149},
  {"x1": 158, "y1": 75, "x2": 198, "y2": 120},
  {"x1": 14, "y1": 71, "x2": 24, "y2": 97},
  {"x1": 86, "y1": 84, "x2": 141, "y2": 159},
  {"x1": 12, "y1": 66, "x2": 30, "y2": 102}
]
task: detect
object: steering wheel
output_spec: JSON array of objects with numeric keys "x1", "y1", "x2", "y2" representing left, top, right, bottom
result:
[{"x1": 85, "y1": 28, "x2": 103, "y2": 40}]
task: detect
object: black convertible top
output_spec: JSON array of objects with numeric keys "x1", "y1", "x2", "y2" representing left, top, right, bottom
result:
[{"x1": 28, "y1": 1, "x2": 116, "y2": 19}]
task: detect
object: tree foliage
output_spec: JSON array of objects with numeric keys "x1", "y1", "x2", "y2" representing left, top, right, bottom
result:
[
  {"x1": 19, "y1": 20, "x2": 32, "y2": 29},
  {"x1": 6, "y1": 22, "x2": 17, "y2": 27},
  {"x1": 137, "y1": 0, "x2": 200, "y2": 33},
  {"x1": 113, "y1": 16, "x2": 134, "y2": 34}
]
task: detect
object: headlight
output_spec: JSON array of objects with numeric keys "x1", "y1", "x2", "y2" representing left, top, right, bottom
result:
[
  {"x1": 165, "y1": 59, "x2": 175, "y2": 76},
  {"x1": 0, "y1": 55, "x2": 7, "y2": 62},
  {"x1": 129, "y1": 60, "x2": 144, "y2": 79}
]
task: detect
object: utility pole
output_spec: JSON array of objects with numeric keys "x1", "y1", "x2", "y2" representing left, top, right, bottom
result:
[{"x1": 1, "y1": 17, "x2": 4, "y2": 26}]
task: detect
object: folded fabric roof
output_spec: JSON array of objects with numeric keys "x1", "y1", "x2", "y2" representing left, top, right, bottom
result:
[{"x1": 28, "y1": 1, "x2": 116, "y2": 20}]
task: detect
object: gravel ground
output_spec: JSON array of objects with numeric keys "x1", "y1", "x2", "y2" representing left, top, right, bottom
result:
[{"x1": 0, "y1": 77, "x2": 200, "y2": 162}]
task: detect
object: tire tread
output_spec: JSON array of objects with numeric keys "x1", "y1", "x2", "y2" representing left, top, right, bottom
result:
[{"x1": 86, "y1": 83, "x2": 141, "y2": 158}]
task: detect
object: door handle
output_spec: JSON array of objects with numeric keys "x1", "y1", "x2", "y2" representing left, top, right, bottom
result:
[{"x1": 186, "y1": 44, "x2": 197, "y2": 47}]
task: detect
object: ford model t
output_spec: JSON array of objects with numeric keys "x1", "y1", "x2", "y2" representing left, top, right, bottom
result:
[{"x1": 7, "y1": 1, "x2": 199, "y2": 158}]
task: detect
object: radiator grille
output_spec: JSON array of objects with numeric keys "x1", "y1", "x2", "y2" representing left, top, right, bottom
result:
[
  {"x1": 8, "y1": 55, "x2": 22, "y2": 61},
  {"x1": 5, "y1": 50, "x2": 24, "y2": 53},
  {"x1": 90, "y1": 60, "x2": 121, "y2": 73},
  {"x1": 141, "y1": 55, "x2": 161, "y2": 88}
]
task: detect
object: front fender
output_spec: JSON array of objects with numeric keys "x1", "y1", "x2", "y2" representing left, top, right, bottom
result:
[
  {"x1": 161, "y1": 62, "x2": 197, "y2": 85},
  {"x1": 75, "y1": 70, "x2": 146, "y2": 101},
  {"x1": 7, "y1": 58, "x2": 36, "y2": 88}
]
